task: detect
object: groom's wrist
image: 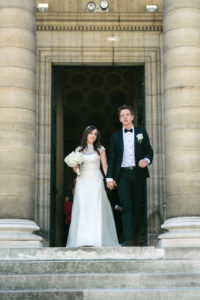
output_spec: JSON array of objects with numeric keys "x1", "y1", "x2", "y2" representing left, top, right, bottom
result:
[{"x1": 106, "y1": 178, "x2": 113, "y2": 182}]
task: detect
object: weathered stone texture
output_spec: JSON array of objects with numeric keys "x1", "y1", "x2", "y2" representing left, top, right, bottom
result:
[
  {"x1": 0, "y1": 0, "x2": 36, "y2": 219},
  {"x1": 163, "y1": 0, "x2": 200, "y2": 217}
]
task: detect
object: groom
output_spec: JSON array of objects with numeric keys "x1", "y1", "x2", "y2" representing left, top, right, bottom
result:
[{"x1": 106, "y1": 104, "x2": 153, "y2": 246}]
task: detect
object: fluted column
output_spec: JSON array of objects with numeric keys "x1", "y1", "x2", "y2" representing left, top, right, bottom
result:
[
  {"x1": 0, "y1": 0, "x2": 42, "y2": 246},
  {"x1": 159, "y1": 0, "x2": 200, "y2": 247}
]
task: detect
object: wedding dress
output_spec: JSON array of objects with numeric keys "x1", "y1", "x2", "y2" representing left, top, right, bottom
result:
[{"x1": 66, "y1": 145, "x2": 119, "y2": 247}]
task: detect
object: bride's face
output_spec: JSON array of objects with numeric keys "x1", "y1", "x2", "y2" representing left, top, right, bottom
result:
[{"x1": 87, "y1": 129, "x2": 98, "y2": 144}]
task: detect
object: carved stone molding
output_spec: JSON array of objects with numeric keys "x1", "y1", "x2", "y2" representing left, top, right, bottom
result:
[
  {"x1": 37, "y1": 25, "x2": 162, "y2": 32},
  {"x1": 0, "y1": 219, "x2": 43, "y2": 248},
  {"x1": 36, "y1": 12, "x2": 163, "y2": 32},
  {"x1": 159, "y1": 217, "x2": 200, "y2": 247}
]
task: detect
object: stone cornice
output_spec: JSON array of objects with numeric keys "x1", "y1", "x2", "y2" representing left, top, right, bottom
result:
[
  {"x1": 36, "y1": 12, "x2": 163, "y2": 22},
  {"x1": 36, "y1": 12, "x2": 163, "y2": 32},
  {"x1": 36, "y1": 24, "x2": 162, "y2": 31}
]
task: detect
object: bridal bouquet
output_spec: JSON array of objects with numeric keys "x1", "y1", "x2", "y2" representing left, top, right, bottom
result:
[{"x1": 64, "y1": 151, "x2": 83, "y2": 176}]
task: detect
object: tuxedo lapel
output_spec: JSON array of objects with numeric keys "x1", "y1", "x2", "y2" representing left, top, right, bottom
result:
[
  {"x1": 134, "y1": 127, "x2": 139, "y2": 162},
  {"x1": 134, "y1": 127, "x2": 139, "y2": 147},
  {"x1": 118, "y1": 130, "x2": 124, "y2": 153}
]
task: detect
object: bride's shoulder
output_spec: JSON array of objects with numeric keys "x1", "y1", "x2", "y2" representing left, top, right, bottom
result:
[
  {"x1": 98, "y1": 145, "x2": 106, "y2": 153},
  {"x1": 75, "y1": 146, "x2": 82, "y2": 152}
]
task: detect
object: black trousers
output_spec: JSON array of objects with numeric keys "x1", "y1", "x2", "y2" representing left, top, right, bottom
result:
[{"x1": 117, "y1": 168, "x2": 145, "y2": 241}]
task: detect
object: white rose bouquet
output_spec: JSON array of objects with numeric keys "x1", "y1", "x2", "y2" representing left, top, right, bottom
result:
[{"x1": 64, "y1": 151, "x2": 84, "y2": 176}]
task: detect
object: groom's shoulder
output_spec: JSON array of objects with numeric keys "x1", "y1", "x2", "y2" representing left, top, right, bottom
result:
[
  {"x1": 135, "y1": 127, "x2": 150, "y2": 141},
  {"x1": 135, "y1": 127, "x2": 147, "y2": 134},
  {"x1": 111, "y1": 130, "x2": 121, "y2": 139},
  {"x1": 113, "y1": 129, "x2": 122, "y2": 136}
]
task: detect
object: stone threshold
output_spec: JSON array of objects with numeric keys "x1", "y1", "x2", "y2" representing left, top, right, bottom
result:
[
  {"x1": 0, "y1": 247, "x2": 164, "y2": 261},
  {"x1": 1, "y1": 246, "x2": 200, "y2": 261}
]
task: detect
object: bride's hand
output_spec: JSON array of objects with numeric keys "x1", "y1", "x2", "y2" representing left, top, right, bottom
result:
[{"x1": 73, "y1": 165, "x2": 79, "y2": 173}]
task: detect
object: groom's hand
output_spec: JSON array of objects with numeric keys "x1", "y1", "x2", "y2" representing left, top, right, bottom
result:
[
  {"x1": 138, "y1": 159, "x2": 148, "y2": 168},
  {"x1": 107, "y1": 181, "x2": 117, "y2": 190}
]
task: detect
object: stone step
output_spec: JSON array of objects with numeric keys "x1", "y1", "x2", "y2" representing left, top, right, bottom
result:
[
  {"x1": 1, "y1": 246, "x2": 200, "y2": 261},
  {"x1": 0, "y1": 272, "x2": 200, "y2": 290},
  {"x1": 1, "y1": 247, "x2": 200, "y2": 300},
  {"x1": 0, "y1": 259, "x2": 200, "y2": 275},
  {"x1": 1, "y1": 288, "x2": 200, "y2": 300},
  {"x1": 0, "y1": 246, "x2": 164, "y2": 260}
]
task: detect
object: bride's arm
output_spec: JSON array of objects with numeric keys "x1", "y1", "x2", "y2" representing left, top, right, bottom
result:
[{"x1": 100, "y1": 150, "x2": 108, "y2": 176}]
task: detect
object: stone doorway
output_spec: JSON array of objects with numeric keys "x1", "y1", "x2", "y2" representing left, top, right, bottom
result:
[{"x1": 51, "y1": 65, "x2": 147, "y2": 247}]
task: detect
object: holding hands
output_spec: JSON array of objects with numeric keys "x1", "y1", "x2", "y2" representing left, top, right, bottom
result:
[{"x1": 107, "y1": 180, "x2": 117, "y2": 190}]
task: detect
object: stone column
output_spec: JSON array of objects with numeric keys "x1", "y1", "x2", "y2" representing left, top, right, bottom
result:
[
  {"x1": 159, "y1": 0, "x2": 200, "y2": 247},
  {"x1": 0, "y1": 0, "x2": 42, "y2": 246}
]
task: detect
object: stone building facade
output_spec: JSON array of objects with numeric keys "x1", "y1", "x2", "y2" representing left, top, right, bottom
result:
[{"x1": 0, "y1": 0, "x2": 199, "y2": 247}]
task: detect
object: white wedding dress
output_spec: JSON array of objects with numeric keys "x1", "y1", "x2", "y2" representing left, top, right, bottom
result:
[{"x1": 66, "y1": 145, "x2": 119, "y2": 247}]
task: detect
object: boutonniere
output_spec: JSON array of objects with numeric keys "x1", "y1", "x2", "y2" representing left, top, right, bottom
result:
[{"x1": 136, "y1": 133, "x2": 143, "y2": 143}]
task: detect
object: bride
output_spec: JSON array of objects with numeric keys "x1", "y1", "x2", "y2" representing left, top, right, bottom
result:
[{"x1": 66, "y1": 125, "x2": 119, "y2": 247}]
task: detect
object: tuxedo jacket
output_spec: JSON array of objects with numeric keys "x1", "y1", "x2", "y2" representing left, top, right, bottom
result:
[{"x1": 106, "y1": 127, "x2": 153, "y2": 181}]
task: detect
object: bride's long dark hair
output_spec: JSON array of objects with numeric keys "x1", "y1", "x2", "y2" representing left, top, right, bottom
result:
[{"x1": 79, "y1": 125, "x2": 101, "y2": 155}]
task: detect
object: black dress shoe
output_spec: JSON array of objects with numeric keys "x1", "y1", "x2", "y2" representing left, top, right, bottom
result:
[{"x1": 121, "y1": 240, "x2": 134, "y2": 246}]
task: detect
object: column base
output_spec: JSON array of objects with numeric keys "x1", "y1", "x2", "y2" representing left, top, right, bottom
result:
[
  {"x1": 158, "y1": 217, "x2": 200, "y2": 247},
  {"x1": 0, "y1": 219, "x2": 43, "y2": 248}
]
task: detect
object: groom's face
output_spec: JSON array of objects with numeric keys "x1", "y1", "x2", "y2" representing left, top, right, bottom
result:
[{"x1": 119, "y1": 109, "x2": 134, "y2": 127}]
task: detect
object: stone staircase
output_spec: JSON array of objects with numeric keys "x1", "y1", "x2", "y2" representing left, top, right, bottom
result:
[{"x1": 0, "y1": 247, "x2": 200, "y2": 299}]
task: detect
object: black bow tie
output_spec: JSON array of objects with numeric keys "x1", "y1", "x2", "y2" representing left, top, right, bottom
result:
[{"x1": 124, "y1": 128, "x2": 133, "y2": 133}]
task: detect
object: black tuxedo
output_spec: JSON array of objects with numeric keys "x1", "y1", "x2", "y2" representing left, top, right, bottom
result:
[
  {"x1": 107, "y1": 127, "x2": 153, "y2": 180},
  {"x1": 107, "y1": 127, "x2": 153, "y2": 243}
]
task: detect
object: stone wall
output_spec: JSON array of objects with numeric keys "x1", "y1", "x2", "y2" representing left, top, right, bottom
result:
[{"x1": 36, "y1": 0, "x2": 163, "y2": 13}]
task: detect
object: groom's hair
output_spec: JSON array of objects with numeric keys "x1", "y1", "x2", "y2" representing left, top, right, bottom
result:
[{"x1": 118, "y1": 104, "x2": 134, "y2": 116}]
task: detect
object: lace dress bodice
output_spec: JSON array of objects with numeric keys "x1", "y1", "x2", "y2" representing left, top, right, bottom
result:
[{"x1": 75, "y1": 145, "x2": 105, "y2": 176}]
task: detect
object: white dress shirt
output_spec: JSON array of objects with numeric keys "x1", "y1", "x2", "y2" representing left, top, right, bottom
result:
[{"x1": 121, "y1": 126, "x2": 135, "y2": 167}]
